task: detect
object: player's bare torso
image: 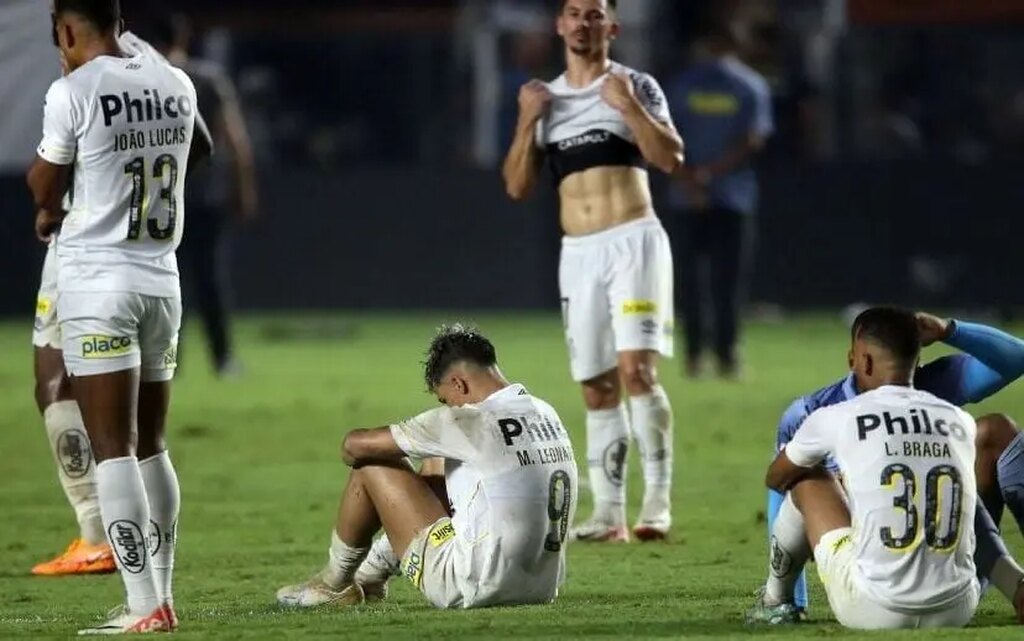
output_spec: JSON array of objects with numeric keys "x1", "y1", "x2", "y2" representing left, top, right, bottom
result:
[{"x1": 558, "y1": 166, "x2": 654, "y2": 236}]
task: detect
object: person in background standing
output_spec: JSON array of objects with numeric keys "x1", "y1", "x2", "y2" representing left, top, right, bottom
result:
[
  {"x1": 141, "y1": 8, "x2": 257, "y2": 377},
  {"x1": 666, "y1": 23, "x2": 772, "y2": 380}
]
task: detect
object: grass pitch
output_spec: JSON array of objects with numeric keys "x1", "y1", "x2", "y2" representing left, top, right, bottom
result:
[{"x1": 0, "y1": 312, "x2": 1021, "y2": 639}]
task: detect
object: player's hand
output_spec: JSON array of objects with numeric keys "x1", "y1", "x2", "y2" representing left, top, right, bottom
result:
[
  {"x1": 675, "y1": 165, "x2": 710, "y2": 211},
  {"x1": 235, "y1": 183, "x2": 259, "y2": 223},
  {"x1": 35, "y1": 209, "x2": 63, "y2": 243},
  {"x1": 915, "y1": 312, "x2": 952, "y2": 347},
  {"x1": 517, "y1": 80, "x2": 552, "y2": 124},
  {"x1": 601, "y1": 72, "x2": 639, "y2": 114}
]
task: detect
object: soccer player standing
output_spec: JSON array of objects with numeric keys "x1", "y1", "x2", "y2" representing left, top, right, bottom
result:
[
  {"x1": 26, "y1": 0, "x2": 206, "y2": 633},
  {"x1": 502, "y1": 0, "x2": 683, "y2": 542}
]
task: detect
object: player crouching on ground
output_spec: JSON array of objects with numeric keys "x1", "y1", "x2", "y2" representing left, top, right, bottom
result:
[{"x1": 277, "y1": 325, "x2": 578, "y2": 609}]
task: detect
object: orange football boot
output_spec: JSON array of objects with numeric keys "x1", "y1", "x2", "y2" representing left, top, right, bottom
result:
[{"x1": 31, "y1": 538, "x2": 116, "y2": 576}]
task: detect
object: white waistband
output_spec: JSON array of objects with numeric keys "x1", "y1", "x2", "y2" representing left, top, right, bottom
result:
[{"x1": 561, "y1": 214, "x2": 662, "y2": 248}]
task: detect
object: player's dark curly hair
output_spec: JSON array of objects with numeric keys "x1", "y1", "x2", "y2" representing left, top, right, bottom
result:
[
  {"x1": 559, "y1": 0, "x2": 617, "y2": 13},
  {"x1": 54, "y1": 0, "x2": 120, "y2": 33},
  {"x1": 851, "y1": 306, "x2": 920, "y2": 368},
  {"x1": 423, "y1": 324, "x2": 497, "y2": 391}
]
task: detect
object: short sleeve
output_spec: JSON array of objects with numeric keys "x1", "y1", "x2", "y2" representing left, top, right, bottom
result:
[
  {"x1": 775, "y1": 398, "x2": 809, "y2": 451},
  {"x1": 633, "y1": 72, "x2": 673, "y2": 126},
  {"x1": 389, "y1": 406, "x2": 477, "y2": 461},
  {"x1": 37, "y1": 80, "x2": 76, "y2": 166},
  {"x1": 784, "y1": 407, "x2": 832, "y2": 468}
]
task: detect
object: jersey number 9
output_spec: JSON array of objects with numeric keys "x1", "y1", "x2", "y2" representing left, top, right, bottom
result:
[{"x1": 544, "y1": 470, "x2": 572, "y2": 552}]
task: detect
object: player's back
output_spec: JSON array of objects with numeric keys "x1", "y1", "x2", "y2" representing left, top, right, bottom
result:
[
  {"x1": 432, "y1": 385, "x2": 578, "y2": 606},
  {"x1": 825, "y1": 386, "x2": 977, "y2": 612},
  {"x1": 48, "y1": 50, "x2": 196, "y2": 297}
]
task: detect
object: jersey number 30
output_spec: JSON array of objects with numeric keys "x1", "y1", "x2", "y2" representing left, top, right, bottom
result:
[
  {"x1": 544, "y1": 470, "x2": 572, "y2": 552},
  {"x1": 879, "y1": 463, "x2": 964, "y2": 552},
  {"x1": 124, "y1": 155, "x2": 179, "y2": 241}
]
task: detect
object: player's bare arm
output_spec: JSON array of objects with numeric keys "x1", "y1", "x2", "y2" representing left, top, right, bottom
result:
[
  {"x1": 682, "y1": 129, "x2": 764, "y2": 188},
  {"x1": 188, "y1": 110, "x2": 214, "y2": 173},
  {"x1": 341, "y1": 427, "x2": 405, "y2": 467},
  {"x1": 765, "y1": 449, "x2": 816, "y2": 493},
  {"x1": 220, "y1": 86, "x2": 258, "y2": 220},
  {"x1": 602, "y1": 72, "x2": 683, "y2": 174},
  {"x1": 26, "y1": 158, "x2": 72, "y2": 241},
  {"x1": 502, "y1": 80, "x2": 550, "y2": 201}
]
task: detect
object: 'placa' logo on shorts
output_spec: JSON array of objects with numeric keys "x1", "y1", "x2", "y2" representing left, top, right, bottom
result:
[
  {"x1": 428, "y1": 520, "x2": 455, "y2": 547},
  {"x1": 622, "y1": 300, "x2": 657, "y2": 315},
  {"x1": 81, "y1": 335, "x2": 132, "y2": 358}
]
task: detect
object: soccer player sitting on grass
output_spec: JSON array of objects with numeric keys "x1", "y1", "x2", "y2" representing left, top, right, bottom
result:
[
  {"x1": 277, "y1": 325, "x2": 578, "y2": 609},
  {"x1": 752, "y1": 308, "x2": 1024, "y2": 625},
  {"x1": 754, "y1": 308, "x2": 983, "y2": 629}
]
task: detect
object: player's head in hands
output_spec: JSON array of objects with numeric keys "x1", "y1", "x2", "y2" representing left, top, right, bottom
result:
[
  {"x1": 848, "y1": 306, "x2": 921, "y2": 392},
  {"x1": 557, "y1": 0, "x2": 618, "y2": 59},
  {"x1": 424, "y1": 324, "x2": 507, "y2": 406},
  {"x1": 52, "y1": 0, "x2": 121, "y2": 71}
]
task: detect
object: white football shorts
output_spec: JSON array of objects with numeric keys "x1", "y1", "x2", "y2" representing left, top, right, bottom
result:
[
  {"x1": 400, "y1": 516, "x2": 463, "y2": 609},
  {"x1": 814, "y1": 527, "x2": 979, "y2": 630},
  {"x1": 57, "y1": 290, "x2": 180, "y2": 382},
  {"x1": 558, "y1": 215, "x2": 674, "y2": 382},
  {"x1": 33, "y1": 244, "x2": 61, "y2": 349}
]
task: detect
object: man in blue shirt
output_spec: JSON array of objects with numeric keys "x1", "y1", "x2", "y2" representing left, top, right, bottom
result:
[
  {"x1": 666, "y1": 24, "x2": 773, "y2": 378},
  {"x1": 762, "y1": 311, "x2": 1024, "y2": 622}
]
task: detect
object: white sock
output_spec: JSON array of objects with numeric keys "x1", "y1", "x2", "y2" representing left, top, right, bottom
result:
[
  {"x1": 355, "y1": 535, "x2": 398, "y2": 585},
  {"x1": 322, "y1": 530, "x2": 370, "y2": 588},
  {"x1": 586, "y1": 406, "x2": 629, "y2": 525},
  {"x1": 97, "y1": 456, "x2": 159, "y2": 614},
  {"x1": 43, "y1": 401, "x2": 104, "y2": 544},
  {"x1": 991, "y1": 555, "x2": 1024, "y2": 602},
  {"x1": 765, "y1": 493, "x2": 811, "y2": 606},
  {"x1": 139, "y1": 451, "x2": 180, "y2": 606},
  {"x1": 629, "y1": 387, "x2": 673, "y2": 521}
]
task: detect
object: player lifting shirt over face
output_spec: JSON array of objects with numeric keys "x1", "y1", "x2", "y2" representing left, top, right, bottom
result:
[{"x1": 502, "y1": 0, "x2": 684, "y2": 543}]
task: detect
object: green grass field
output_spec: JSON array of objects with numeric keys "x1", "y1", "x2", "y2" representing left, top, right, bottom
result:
[{"x1": 1, "y1": 313, "x2": 1022, "y2": 639}]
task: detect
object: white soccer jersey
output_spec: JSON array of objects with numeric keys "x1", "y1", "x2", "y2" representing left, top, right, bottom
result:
[
  {"x1": 390, "y1": 383, "x2": 578, "y2": 607},
  {"x1": 37, "y1": 47, "x2": 197, "y2": 297},
  {"x1": 536, "y1": 61, "x2": 673, "y2": 184},
  {"x1": 786, "y1": 385, "x2": 977, "y2": 612}
]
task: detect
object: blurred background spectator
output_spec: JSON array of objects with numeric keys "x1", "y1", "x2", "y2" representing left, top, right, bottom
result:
[{"x1": 3, "y1": 0, "x2": 1024, "y2": 323}]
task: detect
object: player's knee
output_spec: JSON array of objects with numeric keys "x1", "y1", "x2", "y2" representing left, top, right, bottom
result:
[
  {"x1": 581, "y1": 372, "x2": 620, "y2": 410},
  {"x1": 976, "y1": 413, "x2": 1019, "y2": 456},
  {"x1": 619, "y1": 360, "x2": 656, "y2": 396},
  {"x1": 33, "y1": 371, "x2": 71, "y2": 412}
]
